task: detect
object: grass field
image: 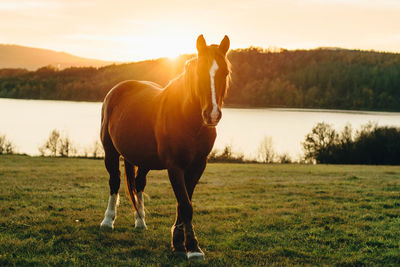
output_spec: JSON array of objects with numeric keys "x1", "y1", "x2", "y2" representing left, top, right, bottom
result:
[{"x1": 0, "y1": 155, "x2": 399, "y2": 266}]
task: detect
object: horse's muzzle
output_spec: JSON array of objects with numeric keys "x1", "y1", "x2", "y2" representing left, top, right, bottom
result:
[{"x1": 202, "y1": 109, "x2": 221, "y2": 127}]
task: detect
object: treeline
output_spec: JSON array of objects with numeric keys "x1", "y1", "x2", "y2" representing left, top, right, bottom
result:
[
  {"x1": 0, "y1": 48, "x2": 400, "y2": 111},
  {"x1": 0, "y1": 56, "x2": 190, "y2": 102},
  {"x1": 2, "y1": 123, "x2": 399, "y2": 165}
]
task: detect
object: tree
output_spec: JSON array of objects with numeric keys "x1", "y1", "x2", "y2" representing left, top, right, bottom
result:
[
  {"x1": 258, "y1": 136, "x2": 275, "y2": 163},
  {"x1": 59, "y1": 134, "x2": 75, "y2": 157},
  {"x1": 278, "y1": 153, "x2": 292, "y2": 164},
  {"x1": 39, "y1": 129, "x2": 75, "y2": 157},
  {"x1": 0, "y1": 134, "x2": 15, "y2": 154},
  {"x1": 302, "y1": 122, "x2": 400, "y2": 165},
  {"x1": 302, "y1": 122, "x2": 339, "y2": 163},
  {"x1": 39, "y1": 129, "x2": 60, "y2": 156}
]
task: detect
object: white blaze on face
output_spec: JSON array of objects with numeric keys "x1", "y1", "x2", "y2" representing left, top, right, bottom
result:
[{"x1": 209, "y1": 60, "x2": 219, "y2": 122}]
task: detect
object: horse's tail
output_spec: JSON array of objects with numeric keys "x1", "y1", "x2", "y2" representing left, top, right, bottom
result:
[{"x1": 123, "y1": 159, "x2": 141, "y2": 218}]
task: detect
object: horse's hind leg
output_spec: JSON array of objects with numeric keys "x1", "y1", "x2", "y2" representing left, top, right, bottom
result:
[
  {"x1": 135, "y1": 167, "x2": 149, "y2": 229},
  {"x1": 100, "y1": 135, "x2": 121, "y2": 230},
  {"x1": 125, "y1": 160, "x2": 149, "y2": 229}
]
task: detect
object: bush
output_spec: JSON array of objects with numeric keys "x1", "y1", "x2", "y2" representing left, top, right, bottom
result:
[
  {"x1": 0, "y1": 134, "x2": 15, "y2": 154},
  {"x1": 39, "y1": 129, "x2": 76, "y2": 157},
  {"x1": 353, "y1": 124, "x2": 400, "y2": 165},
  {"x1": 208, "y1": 145, "x2": 245, "y2": 163},
  {"x1": 258, "y1": 136, "x2": 276, "y2": 163},
  {"x1": 302, "y1": 122, "x2": 339, "y2": 163},
  {"x1": 303, "y1": 122, "x2": 400, "y2": 165},
  {"x1": 278, "y1": 153, "x2": 292, "y2": 164}
]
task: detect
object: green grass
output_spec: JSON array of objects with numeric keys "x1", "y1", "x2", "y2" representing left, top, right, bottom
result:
[{"x1": 0, "y1": 155, "x2": 399, "y2": 266}]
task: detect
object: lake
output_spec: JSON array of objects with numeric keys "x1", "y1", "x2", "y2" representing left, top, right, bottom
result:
[{"x1": 1, "y1": 98, "x2": 400, "y2": 161}]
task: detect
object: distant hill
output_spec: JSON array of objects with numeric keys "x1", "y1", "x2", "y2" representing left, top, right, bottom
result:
[
  {"x1": 0, "y1": 44, "x2": 115, "y2": 70},
  {"x1": 0, "y1": 48, "x2": 399, "y2": 111}
]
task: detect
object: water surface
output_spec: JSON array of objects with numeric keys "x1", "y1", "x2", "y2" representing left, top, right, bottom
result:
[{"x1": 1, "y1": 98, "x2": 400, "y2": 160}]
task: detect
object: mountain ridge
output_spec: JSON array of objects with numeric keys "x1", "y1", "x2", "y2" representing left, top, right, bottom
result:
[{"x1": 0, "y1": 44, "x2": 117, "y2": 70}]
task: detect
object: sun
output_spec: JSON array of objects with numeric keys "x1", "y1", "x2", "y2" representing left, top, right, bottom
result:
[
  {"x1": 148, "y1": 35, "x2": 195, "y2": 60},
  {"x1": 116, "y1": 26, "x2": 197, "y2": 61}
]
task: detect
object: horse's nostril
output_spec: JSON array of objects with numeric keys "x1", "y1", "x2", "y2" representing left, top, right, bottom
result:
[{"x1": 217, "y1": 111, "x2": 222, "y2": 121}]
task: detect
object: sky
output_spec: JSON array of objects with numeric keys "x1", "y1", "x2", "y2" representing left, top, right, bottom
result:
[{"x1": 1, "y1": 0, "x2": 400, "y2": 62}]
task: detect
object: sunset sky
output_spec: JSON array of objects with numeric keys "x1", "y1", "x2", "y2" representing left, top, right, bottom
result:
[{"x1": 1, "y1": 0, "x2": 399, "y2": 62}]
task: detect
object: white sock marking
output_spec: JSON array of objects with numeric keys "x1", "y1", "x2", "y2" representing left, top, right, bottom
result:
[
  {"x1": 134, "y1": 191, "x2": 147, "y2": 229},
  {"x1": 100, "y1": 193, "x2": 119, "y2": 229},
  {"x1": 209, "y1": 60, "x2": 219, "y2": 122},
  {"x1": 187, "y1": 251, "x2": 205, "y2": 260}
]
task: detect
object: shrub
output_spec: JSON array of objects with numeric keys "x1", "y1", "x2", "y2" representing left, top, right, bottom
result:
[
  {"x1": 0, "y1": 134, "x2": 15, "y2": 154},
  {"x1": 303, "y1": 122, "x2": 400, "y2": 165},
  {"x1": 353, "y1": 124, "x2": 400, "y2": 165},
  {"x1": 39, "y1": 129, "x2": 76, "y2": 157},
  {"x1": 258, "y1": 136, "x2": 276, "y2": 163},
  {"x1": 208, "y1": 145, "x2": 245, "y2": 163},
  {"x1": 278, "y1": 153, "x2": 292, "y2": 164},
  {"x1": 302, "y1": 122, "x2": 339, "y2": 163}
]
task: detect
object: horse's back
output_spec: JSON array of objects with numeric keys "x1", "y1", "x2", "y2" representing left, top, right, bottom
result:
[
  {"x1": 101, "y1": 80, "x2": 164, "y2": 169},
  {"x1": 102, "y1": 80, "x2": 161, "y2": 119}
]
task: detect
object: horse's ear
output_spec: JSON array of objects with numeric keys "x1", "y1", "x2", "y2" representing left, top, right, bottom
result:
[
  {"x1": 196, "y1": 34, "x2": 207, "y2": 54},
  {"x1": 219, "y1": 35, "x2": 230, "y2": 55}
]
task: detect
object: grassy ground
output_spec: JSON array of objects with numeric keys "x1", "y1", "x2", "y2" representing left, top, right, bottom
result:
[{"x1": 0, "y1": 155, "x2": 399, "y2": 266}]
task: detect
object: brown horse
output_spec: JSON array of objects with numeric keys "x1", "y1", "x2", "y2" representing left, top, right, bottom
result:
[{"x1": 99, "y1": 35, "x2": 230, "y2": 260}]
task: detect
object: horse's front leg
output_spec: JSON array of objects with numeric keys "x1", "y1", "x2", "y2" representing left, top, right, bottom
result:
[
  {"x1": 168, "y1": 166, "x2": 205, "y2": 260},
  {"x1": 100, "y1": 147, "x2": 121, "y2": 230}
]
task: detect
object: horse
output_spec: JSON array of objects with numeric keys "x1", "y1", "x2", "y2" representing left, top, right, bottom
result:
[{"x1": 99, "y1": 35, "x2": 231, "y2": 260}]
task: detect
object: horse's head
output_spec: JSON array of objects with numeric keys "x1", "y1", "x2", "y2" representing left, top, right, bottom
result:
[{"x1": 194, "y1": 34, "x2": 231, "y2": 127}]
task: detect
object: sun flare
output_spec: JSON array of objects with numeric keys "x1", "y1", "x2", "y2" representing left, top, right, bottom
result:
[{"x1": 113, "y1": 27, "x2": 197, "y2": 62}]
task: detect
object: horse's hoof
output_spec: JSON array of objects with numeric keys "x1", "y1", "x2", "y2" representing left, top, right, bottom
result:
[
  {"x1": 100, "y1": 218, "x2": 114, "y2": 230},
  {"x1": 135, "y1": 219, "x2": 147, "y2": 229},
  {"x1": 187, "y1": 251, "x2": 205, "y2": 261}
]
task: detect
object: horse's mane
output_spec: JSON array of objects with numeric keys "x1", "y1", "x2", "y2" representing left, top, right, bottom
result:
[
  {"x1": 184, "y1": 58, "x2": 198, "y2": 102},
  {"x1": 222, "y1": 56, "x2": 232, "y2": 101},
  {"x1": 162, "y1": 52, "x2": 231, "y2": 108}
]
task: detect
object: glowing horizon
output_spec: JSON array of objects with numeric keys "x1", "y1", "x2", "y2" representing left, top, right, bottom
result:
[{"x1": 1, "y1": 0, "x2": 399, "y2": 62}]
